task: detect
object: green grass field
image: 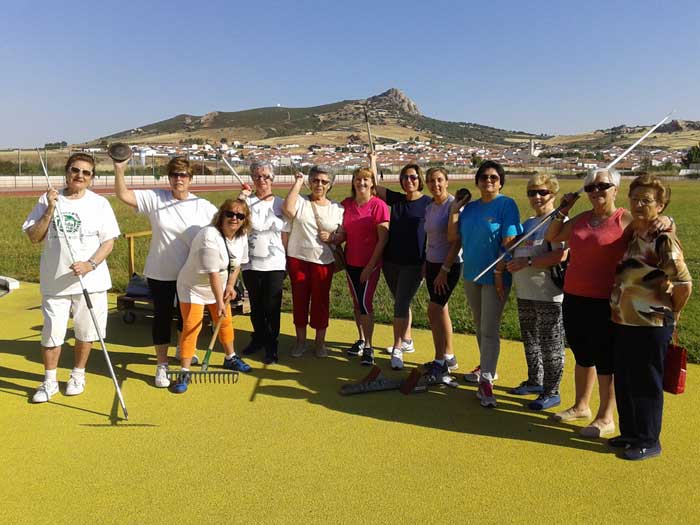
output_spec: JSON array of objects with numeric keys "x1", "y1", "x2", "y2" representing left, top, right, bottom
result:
[{"x1": 2, "y1": 178, "x2": 698, "y2": 361}]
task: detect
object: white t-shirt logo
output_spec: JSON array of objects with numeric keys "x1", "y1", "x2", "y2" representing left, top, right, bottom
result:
[{"x1": 53, "y1": 212, "x2": 81, "y2": 235}]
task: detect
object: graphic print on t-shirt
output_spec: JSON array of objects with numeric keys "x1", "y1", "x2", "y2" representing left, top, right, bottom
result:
[
  {"x1": 52, "y1": 211, "x2": 82, "y2": 236},
  {"x1": 249, "y1": 205, "x2": 284, "y2": 260}
]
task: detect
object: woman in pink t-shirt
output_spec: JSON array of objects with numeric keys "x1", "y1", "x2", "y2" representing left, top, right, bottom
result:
[{"x1": 339, "y1": 167, "x2": 390, "y2": 366}]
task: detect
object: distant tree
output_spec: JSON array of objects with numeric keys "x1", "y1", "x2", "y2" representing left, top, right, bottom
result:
[
  {"x1": 471, "y1": 153, "x2": 483, "y2": 167},
  {"x1": 683, "y1": 142, "x2": 700, "y2": 167},
  {"x1": 220, "y1": 137, "x2": 228, "y2": 144}
]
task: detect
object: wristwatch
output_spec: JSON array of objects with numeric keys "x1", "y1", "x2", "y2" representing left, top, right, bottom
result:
[{"x1": 88, "y1": 259, "x2": 97, "y2": 270}]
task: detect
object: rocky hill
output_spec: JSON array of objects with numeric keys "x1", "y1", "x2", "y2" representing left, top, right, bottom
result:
[{"x1": 92, "y1": 88, "x2": 542, "y2": 146}]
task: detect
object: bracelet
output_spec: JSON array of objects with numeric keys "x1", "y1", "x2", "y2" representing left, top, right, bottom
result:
[
  {"x1": 441, "y1": 265, "x2": 450, "y2": 273},
  {"x1": 88, "y1": 259, "x2": 97, "y2": 270}
]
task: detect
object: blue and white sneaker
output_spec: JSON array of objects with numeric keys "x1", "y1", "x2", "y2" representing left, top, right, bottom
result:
[
  {"x1": 510, "y1": 381, "x2": 544, "y2": 396},
  {"x1": 223, "y1": 355, "x2": 252, "y2": 373},
  {"x1": 170, "y1": 372, "x2": 191, "y2": 394},
  {"x1": 528, "y1": 394, "x2": 561, "y2": 410}
]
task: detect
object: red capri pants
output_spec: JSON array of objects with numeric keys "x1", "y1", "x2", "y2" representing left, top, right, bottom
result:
[{"x1": 287, "y1": 256, "x2": 334, "y2": 330}]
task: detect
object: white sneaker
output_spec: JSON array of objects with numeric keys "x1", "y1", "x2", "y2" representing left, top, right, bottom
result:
[
  {"x1": 291, "y1": 343, "x2": 306, "y2": 358},
  {"x1": 463, "y1": 365, "x2": 498, "y2": 383},
  {"x1": 65, "y1": 375, "x2": 86, "y2": 396},
  {"x1": 390, "y1": 348, "x2": 404, "y2": 370},
  {"x1": 446, "y1": 355, "x2": 459, "y2": 371},
  {"x1": 32, "y1": 380, "x2": 59, "y2": 403},
  {"x1": 384, "y1": 340, "x2": 416, "y2": 355},
  {"x1": 175, "y1": 346, "x2": 199, "y2": 365},
  {"x1": 155, "y1": 365, "x2": 170, "y2": 388},
  {"x1": 476, "y1": 381, "x2": 498, "y2": 408}
]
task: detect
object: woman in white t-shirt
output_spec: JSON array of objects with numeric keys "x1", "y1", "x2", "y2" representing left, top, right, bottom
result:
[
  {"x1": 282, "y1": 166, "x2": 344, "y2": 358},
  {"x1": 170, "y1": 199, "x2": 252, "y2": 393},
  {"x1": 497, "y1": 174, "x2": 568, "y2": 411},
  {"x1": 237, "y1": 161, "x2": 288, "y2": 364},
  {"x1": 114, "y1": 156, "x2": 217, "y2": 388},
  {"x1": 23, "y1": 153, "x2": 120, "y2": 403}
]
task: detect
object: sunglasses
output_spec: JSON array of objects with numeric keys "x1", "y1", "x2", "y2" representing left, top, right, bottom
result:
[
  {"x1": 479, "y1": 174, "x2": 500, "y2": 182},
  {"x1": 253, "y1": 175, "x2": 272, "y2": 181},
  {"x1": 224, "y1": 211, "x2": 246, "y2": 220},
  {"x1": 69, "y1": 166, "x2": 93, "y2": 177},
  {"x1": 311, "y1": 178, "x2": 330, "y2": 186},
  {"x1": 401, "y1": 174, "x2": 419, "y2": 181},
  {"x1": 527, "y1": 189, "x2": 551, "y2": 197},
  {"x1": 169, "y1": 172, "x2": 190, "y2": 179},
  {"x1": 584, "y1": 182, "x2": 615, "y2": 193}
]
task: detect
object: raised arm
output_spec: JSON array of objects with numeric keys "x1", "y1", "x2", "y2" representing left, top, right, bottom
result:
[
  {"x1": 25, "y1": 189, "x2": 58, "y2": 244},
  {"x1": 282, "y1": 172, "x2": 304, "y2": 220},
  {"x1": 447, "y1": 194, "x2": 470, "y2": 242},
  {"x1": 545, "y1": 192, "x2": 580, "y2": 243},
  {"x1": 113, "y1": 160, "x2": 138, "y2": 208}
]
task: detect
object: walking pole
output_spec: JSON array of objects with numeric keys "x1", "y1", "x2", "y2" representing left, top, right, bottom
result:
[
  {"x1": 363, "y1": 105, "x2": 374, "y2": 154},
  {"x1": 37, "y1": 151, "x2": 129, "y2": 420},
  {"x1": 472, "y1": 110, "x2": 674, "y2": 282}
]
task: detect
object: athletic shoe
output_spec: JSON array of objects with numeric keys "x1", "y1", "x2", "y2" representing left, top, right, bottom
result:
[
  {"x1": 360, "y1": 347, "x2": 374, "y2": 366},
  {"x1": 347, "y1": 340, "x2": 365, "y2": 357},
  {"x1": 390, "y1": 348, "x2": 404, "y2": 370},
  {"x1": 291, "y1": 343, "x2": 306, "y2": 358},
  {"x1": 463, "y1": 365, "x2": 498, "y2": 383},
  {"x1": 315, "y1": 345, "x2": 329, "y2": 358},
  {"x1": 608, "y1": 436, "x2": 636, "y2": 449},
  {"x1": 32, "y1": 380, "x2": 59, "y2": 403},
  {"x1": 510, "y1": 381, "x2": 544, "y2": 395},
  {"x1": 170, "y1": 372, "x2": 191, "y2": 394},
  {"x1": 263, "y1": 344, "x2": 279, "y2": 365},
  {"x1": 528, "y1": 394, "x2": 561, "y2": 411},
  {"x1": 223, "y1": 355, "x2": 252, "y2": 373},
  {"x1": 155, "y1": 365, "x2": 170, "y2": 388},
  {"x1": 445, "y1": 355, "x2": 459, "y2": 371},
  {"x1": 65, "y1": 374, "x2": 86, "y2": 396},
  {"x1": 424, "y1": 360, "x2": 449, "y2": 381},
  {"x1": 476, "y1": 381, "x2": 497, "y2": 408},
  {"x1": 384, "y1": 340, "x2": 415, "y2": 355},
  {"x1": 175, "y1": 346, "x2": 199, "y2": 365},
  {"x1": 623, "y1": 443, "x2": 662, "y2": 461}
]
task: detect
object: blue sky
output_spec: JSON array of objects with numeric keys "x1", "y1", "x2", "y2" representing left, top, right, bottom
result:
[{"x1": 1, "y1": 0, "x2": 698, "y2": 148}]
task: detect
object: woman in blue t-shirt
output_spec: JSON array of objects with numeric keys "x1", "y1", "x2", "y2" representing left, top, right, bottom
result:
[
  {"x1": 448, "y1": 160, "x2": 522, "y2": 407},
  {"x1": 372, "y1": 154, "x2": 432, "y2": 371}
]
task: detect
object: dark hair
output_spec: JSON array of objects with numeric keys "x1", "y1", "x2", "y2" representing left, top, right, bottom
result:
[
  {"x1": 426, "y1": 166, "x2": 449, "y2": 183},
  {"x1": 64, "y1": 153, "x2": 95, "y2": 175},
  {"x1": 167, "y1": 156, "x2": 193, "y2": 178},
  {"x1": 475, "y1": 160, "x2": 505, "y2": 187},
  {"x1": 212, "y1": 198, "x2": 251, "y2": 238},
  {"x1": 399, "y1": 163, "x2": 424, "y2": 192},
  {"x1": 628, "y1": 174, "x2": 671, "y2": 211}
]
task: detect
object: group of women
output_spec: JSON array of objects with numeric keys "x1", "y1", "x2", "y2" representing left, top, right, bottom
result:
[{"x1": 25, "y1": 152, "x2": 692, "y2": 460}]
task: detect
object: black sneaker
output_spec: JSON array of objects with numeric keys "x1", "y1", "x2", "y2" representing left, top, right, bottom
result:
[
  {"x1": 347, "y1": 340, "x2": 365, "y2": 357},
  {"x1": 424, "y1": 360, "x2": 449, "y2": 380},
  {"x1": 360, "y1": 347, "x2": 374, "y2": 366}
]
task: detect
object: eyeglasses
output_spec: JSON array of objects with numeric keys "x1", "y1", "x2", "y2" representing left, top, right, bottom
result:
[
  {"x1": 252, "y1": 175, "x2": 272, "y2": 181},
  {"x1": 630, "y1": 197, "x2": 656, "y2": 207},
  {"x1": 584, "y1": 182, "x2": 615, "y2": 193},
  {"x1": 527, "y1": 189, "x2": 551, "y2": 197},
  {"x1": 479, "y1": 174, "x2": 500, "y2": 182},
  {"x1": 223, "y1": 211, "x2": 246, "y2": 220},
  {"x1": 401, "y1": 174, "x2": 419, "y2": 182},
  {"x1": 311, "y1": 178, "x2": 330, "y2": 186},
  {"x1": 169, "y1": 172, "x2": 189, "y2": 179},
  {"x1": 69, "y1": 166, "x2": 93, "y2": 177}
]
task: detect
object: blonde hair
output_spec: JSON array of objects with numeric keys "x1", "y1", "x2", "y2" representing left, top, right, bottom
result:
[
  {"x1": 527, "y1": 173, "x2": 559, "y2": 194},
  {"x1": 212, "y1": 198, "x2": 251, "y2": 238},
  {"x1": 351, "y1": 167, "x2": 377, "y2": 199}
]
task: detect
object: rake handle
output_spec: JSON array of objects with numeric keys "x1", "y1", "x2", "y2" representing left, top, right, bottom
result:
[{"x1": 201, "y1": 315, "x2": 225, "y2": 372}]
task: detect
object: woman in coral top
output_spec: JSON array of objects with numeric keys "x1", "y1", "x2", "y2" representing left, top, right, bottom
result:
[{"x1": 546, "y1": 168, "x2": 631, "y2": 437}]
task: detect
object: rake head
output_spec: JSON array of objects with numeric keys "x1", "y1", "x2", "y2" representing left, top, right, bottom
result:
[{"x1": 166, "y1": 369, "x2": 239, "y2": 385}]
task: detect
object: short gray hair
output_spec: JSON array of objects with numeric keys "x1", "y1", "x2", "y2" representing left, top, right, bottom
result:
[
  {"x1": 584, "y1": 167, "x2": 620, "y2": 187},
  {"x1": 307, "y1": 165, "x2": 335, "y2": 190},
  {"x1": 249, "y1": 161, "x2": 274, "y2": 180}
]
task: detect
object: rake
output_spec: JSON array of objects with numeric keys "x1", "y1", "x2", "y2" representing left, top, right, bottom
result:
[{"x1": 167, "y1": 316, "x2": 239, "y2": 384}]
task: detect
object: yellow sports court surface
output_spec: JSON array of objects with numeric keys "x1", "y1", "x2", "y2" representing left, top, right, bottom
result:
[{"x1": 1, "y1": 283, "x2": 697, "y2": 523}]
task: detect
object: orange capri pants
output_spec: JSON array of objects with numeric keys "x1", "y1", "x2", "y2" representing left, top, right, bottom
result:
[{"x1": 178, "y1": 302, "x2": 234, "y2": 359}]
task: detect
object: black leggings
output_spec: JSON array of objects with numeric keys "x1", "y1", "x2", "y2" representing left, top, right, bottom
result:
[
  {"x1": 147, "y1": 278, "x2": 183, "y2": 346},
  {"x1": 242, "y1": 270, "x2": 286, "y2": 349}
]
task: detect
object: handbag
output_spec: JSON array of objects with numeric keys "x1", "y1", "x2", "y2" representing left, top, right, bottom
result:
[
  {"x1": 546, "y1": 241, "x2": 568, "y2": 289},
  {"x1": 664, "y1": 331, "x2": 687, "y2": 395},
  {"x1": 310, "y1": 201, "x2": 345, "y2": 273}
]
